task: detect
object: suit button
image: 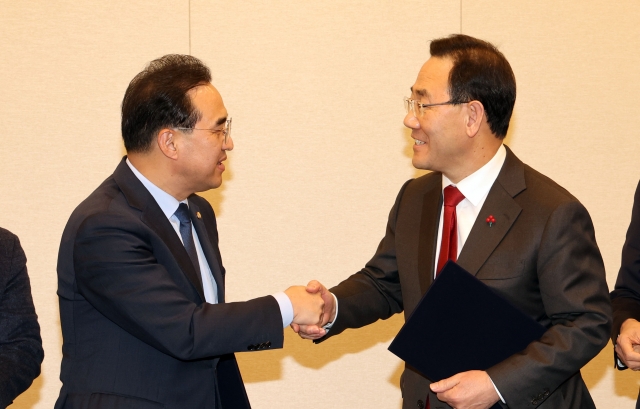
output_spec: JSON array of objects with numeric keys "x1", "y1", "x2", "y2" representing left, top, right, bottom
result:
[
  {"x1": 417, "y1": 400, "x2": 424, "y2": 409},
  {"x1": 266, "y1": 341, "x2": 271, "y2": 348},
  {"x1": 247, "y1": 344, "x2": 255, "y2": 351}
]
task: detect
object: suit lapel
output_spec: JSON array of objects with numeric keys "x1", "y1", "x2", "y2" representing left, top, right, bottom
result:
[
  {"x1": 418, "y1": 176, "x2": 443, "y2": 295},
  {"x1": 457, "y1": 146, "x2": 526, "y2": 276},
  {"x1": 188, "y1": 200, "x2": 226, "y2": 303},
  {"x1": 456, "y1": 183, "x2": 521, "y2": 275},
  {"x1": 113, "y1": 158, "x2": 206, "y2": 301}
]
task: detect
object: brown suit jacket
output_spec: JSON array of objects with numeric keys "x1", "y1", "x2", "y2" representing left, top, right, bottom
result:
[{"x1": 323, "y1": 146, "x2": 611, "y2": 409}]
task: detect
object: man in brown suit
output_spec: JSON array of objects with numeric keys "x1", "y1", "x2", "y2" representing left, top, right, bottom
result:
[{"x1": 294, "y1": 34, "x2": 611, "y2": 409}]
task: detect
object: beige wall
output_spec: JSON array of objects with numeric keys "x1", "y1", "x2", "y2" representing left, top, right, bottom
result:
[{"x1": 1, "y1": 1, "x2": 638, "y2": 407}]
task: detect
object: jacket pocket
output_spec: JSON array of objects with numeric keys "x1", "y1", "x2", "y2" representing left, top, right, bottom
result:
[{"x1": 88, "y1": 392, "x2": 165, "y2": 409}]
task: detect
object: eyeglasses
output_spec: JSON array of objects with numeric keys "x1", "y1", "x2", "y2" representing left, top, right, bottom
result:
[
  {"x1": 176, "y1": 117, "x2": 232, "y2": 145},
  {"x1": 404, "y1": 97, "x2": 464, "y2": 118}
]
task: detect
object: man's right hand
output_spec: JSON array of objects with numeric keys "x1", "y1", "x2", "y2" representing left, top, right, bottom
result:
[
  {"x1": 616, "y1": 318, "x2": 640, "y2": 370},
  {"x1": 284, "y1": 286, "x2": 325, "y2": 326},
  {"x1": 290, "y1": 280, "x2": 336, "y2": 340}
]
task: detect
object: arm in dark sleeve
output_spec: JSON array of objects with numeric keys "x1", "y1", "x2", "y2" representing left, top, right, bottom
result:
[
  {"x1": 321, "y1": 181, "x2": 410, "y2": 339},
  {"x1": 0, "y1": 232, "x2": 44, "y2": 408},
  {"x1": 611, "y1": 180, "x2": 640, "y2": 347},
  {"x1": 488, "y1": 201, "x2": 611, "y2": 409},
  {"x1": 73, "y1": 212, "x2": 283, "y2": 360}
]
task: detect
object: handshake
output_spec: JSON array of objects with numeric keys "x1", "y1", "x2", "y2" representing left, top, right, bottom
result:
[{"x1": 284, "y1": 281, "x2": 336, "y2": 339}]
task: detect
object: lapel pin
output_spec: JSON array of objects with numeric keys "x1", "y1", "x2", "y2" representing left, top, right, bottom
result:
[
  {"x1": 486, "y1": 215, "x2": 495, "y2": 227},
  {"x1": 196, "y1": 212, "x2": 202, "y2": 219}
]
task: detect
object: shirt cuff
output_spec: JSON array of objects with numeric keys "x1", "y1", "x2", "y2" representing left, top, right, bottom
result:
[
  {"x1": 489, "y1": 376, "x2": 506, "y2": 404},
  {"x1": 272, "y1": 292, "x2": 294, "y2": 328},
  {"x1": 322, "y1": 293, "x2": 339, "y2": 332}
]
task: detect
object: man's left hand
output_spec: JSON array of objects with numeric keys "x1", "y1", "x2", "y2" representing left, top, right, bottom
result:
[
  {"x1": 615, "y1": 318, "x2": 640, "y2": 370},
  {"x1": 430, "y1": 370, "x2": 499, "y2": 409}
]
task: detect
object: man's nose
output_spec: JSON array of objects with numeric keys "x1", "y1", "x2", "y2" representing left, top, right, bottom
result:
[
  {"x1": 223, "y1": 135, "x2": 234, "y2": 151},
  {"x1": 403, "y1": 113, "x2": 420, "y2": 129}
]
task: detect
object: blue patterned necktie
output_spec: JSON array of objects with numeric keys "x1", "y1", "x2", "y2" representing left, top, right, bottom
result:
[{"x1": 174, "y1": 203, "x2": 202, "y2": 277}]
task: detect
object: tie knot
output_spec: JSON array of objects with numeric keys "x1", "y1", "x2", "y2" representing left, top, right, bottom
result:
[
  {"x1": 174, "y1": 203, "x2": 192, "y2": 225},
  {"x1": 443, "y1": 185, "x2": 465, "y2": 207}
]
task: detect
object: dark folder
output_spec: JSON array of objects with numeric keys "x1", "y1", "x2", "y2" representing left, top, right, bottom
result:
[{"x1": 388, "y1": 261, "x2": 546, "y2": 406}]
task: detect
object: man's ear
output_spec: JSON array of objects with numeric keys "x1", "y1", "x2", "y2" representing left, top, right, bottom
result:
[
  {"x1": 465, "y1": 100, "x2": 485, "y2": 138},
  {"x1": 157, "y1": 128, "x2": 178, "y2": 159}
]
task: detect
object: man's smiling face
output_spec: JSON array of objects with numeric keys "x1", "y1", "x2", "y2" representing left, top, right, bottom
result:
[{"x1": 404, "y1": 57, "x2": 470, "y2": 177}]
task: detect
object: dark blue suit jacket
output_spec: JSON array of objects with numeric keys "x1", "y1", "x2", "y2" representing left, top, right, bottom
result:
[
  {"x1": 0, "y1": 228, "x2": 43, "y2": 408},
  {"x1": 56, "y1": 158, "x2": 283, "y2": 409}
]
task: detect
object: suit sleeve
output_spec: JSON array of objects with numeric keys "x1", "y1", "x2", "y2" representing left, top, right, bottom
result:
[
  {"x1": 487, "y1": 200, "x2": 611, "y2": 408},
  {"x1": 610, "y1": 180, "x2": 640, "y2": 366},
  {"x1": 0, "y1": 234, "x2": 43, "y2": 408},
  {"x1": 73, "y1": 211, "x2": 283, "y2": 360},
  {"x1": 320, "y1": 181, "x2": 410, "y2": 339}
]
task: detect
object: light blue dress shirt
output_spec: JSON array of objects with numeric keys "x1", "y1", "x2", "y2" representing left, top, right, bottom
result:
[{"x1": 126, "y1": 159, "x2": 293, "y2": 327}]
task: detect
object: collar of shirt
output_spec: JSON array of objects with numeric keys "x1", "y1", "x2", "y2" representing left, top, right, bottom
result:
[
  {"x1": 126, "y1": 159, "x2": 220, "y2": 305},
  {"x1": 442, "y1": 144, "x2": 507, "y2": 204},
  {"x1": 433, "y1": 144, "x2": 507, "y2": 274},
  {"x1": 126, "y1": 158, "x2": 186, "y2": 216}
]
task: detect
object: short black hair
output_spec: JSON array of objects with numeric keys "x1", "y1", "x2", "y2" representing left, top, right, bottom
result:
[
  {"x1": 121, "y1": 54, "x2": 212, "y2": 153},
  {"x1": 430, "y1": 34, "x2": 516, "y2": 139}
]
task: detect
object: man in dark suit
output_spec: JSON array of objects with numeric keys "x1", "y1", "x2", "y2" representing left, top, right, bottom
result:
[
  {"x1": 611, "y1": 181, "x2": 640, "y2": 408},
  {"x1": 56, "y1": 54, "x2": 324, "y2": 409},
  {"x1": 0, "y1": 228, "x2": 43, "y2": 408},
  {"x1": 294, "y1": 35, "x2": 611, "y2": 409}
]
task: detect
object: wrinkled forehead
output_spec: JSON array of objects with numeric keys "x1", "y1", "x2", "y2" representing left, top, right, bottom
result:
[{"x1": 410, "y1": 57, "x2": 453, "y2": 101}]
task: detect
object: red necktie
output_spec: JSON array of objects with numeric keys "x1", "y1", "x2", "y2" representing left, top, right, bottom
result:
[
  {"x1": 428, "y1": 186, "x2": 465, "y2": 409},
  {"x1": 436, "y1": 185, "x2": 465, "y2": 276}
]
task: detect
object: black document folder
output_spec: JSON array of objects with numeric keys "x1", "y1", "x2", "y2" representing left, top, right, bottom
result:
[{"x1": 388, "y1": 261, "x2": 546, "y2": 404}]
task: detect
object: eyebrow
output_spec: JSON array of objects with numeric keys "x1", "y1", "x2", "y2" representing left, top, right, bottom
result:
[
  {"x1": 215, "y1": 116, "x2": 227, "y2": 127},
  {"x1": 410, "y1": 86, "x2": 430, "y2": 99}
]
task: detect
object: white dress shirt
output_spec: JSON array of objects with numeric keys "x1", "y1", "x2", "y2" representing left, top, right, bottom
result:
[
  {"x1": 433, "y1": 144, "x2": 507, "y2": 275},
  {"x1": 126, "y1": 159, "x2": 294, "y2": 327},
  {"x1": 434, "y1": 144, "x2": 507, "y2": 403}
]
